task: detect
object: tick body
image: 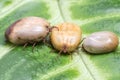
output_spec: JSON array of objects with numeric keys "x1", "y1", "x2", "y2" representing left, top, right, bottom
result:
[
  {"x1": 51, "y1": 23, "x2": 82, "y2": 53},
  {"x1": 5, "y1": 17, "x2": 50, "y2": 45},
  {"x1": 83, "y1": 31, "x2": 119, "y2": 54}
]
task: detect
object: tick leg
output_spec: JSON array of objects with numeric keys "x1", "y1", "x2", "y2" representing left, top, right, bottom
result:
[
  {"x1": 42, "y1": 38, "x2": 52, "y2": 48},
  {"x1": 56, "y1": 50, "x2": 62, "y2": 59},
  {"x1": 43, "y1": 38, "x2": 47, "y2": 45},
  {"x1": 32, "y1": 42, "x2": 37, "y2": 52},
  {"x1": 69, "y1": 52, "x2": 73, "y2": 60},
  {"x1": 77, "y1": 37, "x2": 86, "y2": 49},
  {"x1": 43, "y1": 38, "x2": 46, "y2": 44},
  {"x1": 23, "y1": 43, "x2": 28, "y2": 49},
  {"x1": 49, "y1": 26, "x2": 59, "y2": 32},
  {"x1": 75, "y1": 44, "x2": 87, "y2": 54},
  {"x1": 58, "y1": 50, "x2": 62, "y2": 56},
  {"x1": 81, "y1": 37, "x2": 86, "y2": 43}
]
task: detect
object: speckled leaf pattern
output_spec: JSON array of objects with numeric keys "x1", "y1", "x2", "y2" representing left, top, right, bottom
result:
[{"x1": 0, "y1": 0, "x2": 120, "y2": 80}]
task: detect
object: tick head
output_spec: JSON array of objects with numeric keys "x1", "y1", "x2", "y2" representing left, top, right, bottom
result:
[{"x1": 63, "y1": 45, "x2": 68, "y2": 53}]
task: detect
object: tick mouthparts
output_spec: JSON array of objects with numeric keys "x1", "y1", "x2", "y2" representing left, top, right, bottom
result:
[
  {"x1": 63, "y1": 45, "x2": 67, "y2": 53},
  {"x1": 63, "y1": 49, "x2": 67, "y2": 53}
]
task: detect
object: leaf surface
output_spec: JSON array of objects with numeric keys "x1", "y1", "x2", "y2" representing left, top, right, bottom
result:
[{"x1": 0, "y1": 0, "x2": 120, "y2": 80}]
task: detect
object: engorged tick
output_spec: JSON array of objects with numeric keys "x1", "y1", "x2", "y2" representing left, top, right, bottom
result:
[
  {"x1": 50, "y1": 22, "x2": 82, "y2": 54},
  {"x1": 5, "y1": 16, "x2": 50, "y2": 47},
  {"x1": 82, "y1": 31, "x2": 119, "y2": 54}
]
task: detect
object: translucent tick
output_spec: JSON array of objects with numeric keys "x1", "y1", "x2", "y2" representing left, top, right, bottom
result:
[
  {"x1": 50, "y1": 23, "x2": 82, "y2": 54},
  {"x1": 83, "y1": 31, "x2": 119, "y2": 54}
]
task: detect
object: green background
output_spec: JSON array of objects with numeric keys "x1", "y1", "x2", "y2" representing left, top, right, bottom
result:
[{"x1": 0, "y1": 0, "x2": 120, "y2": 80}]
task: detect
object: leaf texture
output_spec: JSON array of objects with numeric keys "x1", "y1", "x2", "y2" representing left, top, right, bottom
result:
[{"x1": 0, "y1": 0, "x2": 120, "y2": 80}]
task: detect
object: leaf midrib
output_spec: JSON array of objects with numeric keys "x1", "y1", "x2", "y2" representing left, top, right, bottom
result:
[
  {"x1": 57, "y1": 0, "x2": 96, "y2": 80},
  {"x1": 57, "y1": 0, "x2": 66, "y2": 22}
]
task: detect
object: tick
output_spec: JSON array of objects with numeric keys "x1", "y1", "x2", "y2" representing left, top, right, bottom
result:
[
  {"x1": 82, "y1": 31, "x2": 119, "y2": 54},
  {"x1": 50, "y1": 22, "x2": 82, "y2": 54},
  {"x1": 5, "y1": 16, "x2": 50, "y2": 47}
]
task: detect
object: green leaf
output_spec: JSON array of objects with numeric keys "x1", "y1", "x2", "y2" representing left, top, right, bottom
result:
[{"x1": 0, "y1": 0, "x2": 120, "y2": 80}]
